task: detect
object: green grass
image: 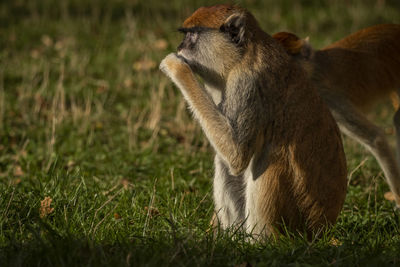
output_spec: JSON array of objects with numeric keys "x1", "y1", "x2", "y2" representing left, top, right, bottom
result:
[{"x1": 1, "y1": 0, "x2": 400, "y2": 266}]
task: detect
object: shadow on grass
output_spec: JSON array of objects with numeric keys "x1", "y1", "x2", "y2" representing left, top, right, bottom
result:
[{"x1": 2, "y1": 220, "x2": 400, "y2": 267}]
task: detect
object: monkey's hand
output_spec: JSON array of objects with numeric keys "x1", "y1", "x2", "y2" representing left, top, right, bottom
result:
[{"x1": 159, "y1": 53, "x2": 193, "y2": 84}]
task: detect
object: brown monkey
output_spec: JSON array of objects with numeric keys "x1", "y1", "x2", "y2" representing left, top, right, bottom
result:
[
  {"x1": 160, "y1": 5, "x2": 347, "y2": 239},
  {"x1": 273, "y1": 25, "x2": 400, "y2": 208}
]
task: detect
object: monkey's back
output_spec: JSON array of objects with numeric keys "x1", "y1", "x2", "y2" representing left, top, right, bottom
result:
[
  {"x1": 254, "y1": 65, "x2": 347, "y2": 235},
  {"x1": 315, "y1": 24, "x2": 400, "y2": 110}
]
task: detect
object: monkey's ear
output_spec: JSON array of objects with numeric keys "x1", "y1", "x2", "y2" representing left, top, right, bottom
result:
[{"x1": 220, "y1": 12, "x2": 246, "y2": 45}]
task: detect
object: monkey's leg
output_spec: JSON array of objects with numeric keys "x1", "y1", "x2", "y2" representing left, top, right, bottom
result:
[
  {"x1": 393, "y1": 90, "x2": 400, "y2": 163},
  {"x1": 392, "y1": 92, "x2": 400, "y2": 208},
  {"x1": 327, "y1": 95, "x2": 400, "y2": 208},
  {"x1": 243, "y1": 171, "x2": 275, "y2": 240},
  {"x1": 213, "y1": 156, "x2": 246, "y2": 230},
  {"x1": 244, "y1": 175, "x2": 263, "y2": 239},
  {"x1": 204, "y1": 84, "x2": 222, "y2": 106}
]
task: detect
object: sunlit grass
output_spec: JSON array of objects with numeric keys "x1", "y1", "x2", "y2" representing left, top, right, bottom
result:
[{"x1": 1, "y1": 0, "x2": 400, "y2": 266}]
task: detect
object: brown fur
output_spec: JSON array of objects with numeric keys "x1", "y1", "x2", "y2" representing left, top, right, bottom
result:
[
  {"x1": 272, "y1": 32, "x2": 305, "y2": 55},
  {"x1": 273, "y1": 25, "x2": 400, "y2": 207},
  {"x1": 274, "y1": 25, "x2": 400, "y2": 110},
  {"x1": 160, "y1": 5, "x2": 347, "y2": 239},
  {"x1": 183, "y1": 4, "x2": 243, "y2": 29}
]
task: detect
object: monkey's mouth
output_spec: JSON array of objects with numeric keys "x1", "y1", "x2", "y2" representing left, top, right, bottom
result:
[
  {"x1": 176, "y1": 53, "x2": 189, "y2": 64},
  {"x1": 176, "y1": 51, "x2": 196, "y2": 69}
]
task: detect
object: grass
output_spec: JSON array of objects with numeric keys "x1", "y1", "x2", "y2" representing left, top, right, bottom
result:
[{"x1": 1, "y1": 0, "x2": 400, "y2": 266}]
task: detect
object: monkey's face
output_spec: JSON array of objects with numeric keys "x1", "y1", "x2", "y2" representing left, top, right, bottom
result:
[
  {"x1": 177, "y1": 27, "x2": 201, "y2": 53},
  {"x1": 176, "y1": 26, "x2": 242, "y2": 84}
]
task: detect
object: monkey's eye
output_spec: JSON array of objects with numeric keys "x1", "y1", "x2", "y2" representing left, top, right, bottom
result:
[
  {"x1": 178, "y1": 27, "x2": 202, "y2": 44},
  {"x1": 177, "y1": 27, "x2": 203, "y2": 51},
  {"x1": 186, "y1": 32, "x2": 199, "y2": 43}
]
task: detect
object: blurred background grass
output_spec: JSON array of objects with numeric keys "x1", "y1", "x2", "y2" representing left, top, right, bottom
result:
[{"x1": 1, "y1": 0, "x2": 400, "y2": 266}]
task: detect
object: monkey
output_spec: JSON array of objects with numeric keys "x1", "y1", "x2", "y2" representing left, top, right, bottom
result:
[
  {"x1": 273, "y1": 25, "x2": 400, "y2": 208},
  {"x1": 159, "y1": 4, "x2": 347, "y2": 239}
]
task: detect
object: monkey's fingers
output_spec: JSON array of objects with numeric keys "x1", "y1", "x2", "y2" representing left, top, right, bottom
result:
[
  {"x1": 159, "y1": 53, "x2": 193, "y2": 83},
  {"x1": 160, "y1": 53, "x2": 186, "y2": 72}
]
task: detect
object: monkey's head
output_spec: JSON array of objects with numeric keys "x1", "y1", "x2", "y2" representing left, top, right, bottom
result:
[
  {"x1": 176, "y1": 5, "x2": 258, "y2": 85},
  {"x1": 272, "y1": 32, "x2": 314, "y2": 60}
]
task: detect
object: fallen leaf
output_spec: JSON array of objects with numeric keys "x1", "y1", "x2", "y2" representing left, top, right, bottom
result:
[
  {"x1": 121, "y1": 179, "x2": 132, "y2": 190},
  {"x1": 41, "y1": 35, "x2": 53, "y2": 47},
  {"x1": 329, "y1": 237, "x2": 342, "y2": 247},
  {"x1": 114, "y1": 213, "x2": 122, "y2": 220},
  {"x1": 65, "y1": 160, "x2": 76, "y2": 171},
  {"x1": 123, "y1": 78, "x2": 133, "y2": 88},
  {"x1": 154, "y1": 39, "x2": 168, "y2": 50},
  {"x1": 95, "y1": 122, "x2": 103, "y2": 129},
  {"x1": 13, "y1": 165, "x2": 24, "y2": 177},
  {"x1": 31, "y1": 49, "x2": 40, "y2": 59},
  {"x1": 67, "y1": 160, "x2": 75, "y2": 167},
  {"x1": 144, "y1": 206, "x2": 159, "y2": 217},
  {"x1": 133, "y1": 58, "x2": 156, "y2": 72},
  {"x1": 40, "y1": 197, "x2": 55, "y2": 218},
  {"x1": 96, "y1": 87, "x2": 107, "y2": 94},
  {"x1": 384, "y1": 191, "x2": 396, "y2": 202}
]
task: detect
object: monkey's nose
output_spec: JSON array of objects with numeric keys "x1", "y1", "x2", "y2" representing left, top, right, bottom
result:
[
  {"x1": 176, "y1": 50, "x2": 183, "y2": 58},
  {"x1": 177, "y1": 42, "x2": 184, "y2": 52}
]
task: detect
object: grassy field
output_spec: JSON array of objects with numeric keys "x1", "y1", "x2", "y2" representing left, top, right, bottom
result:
[{"x1": 1, "y1": 0, "x2": 400, "y2": 266}]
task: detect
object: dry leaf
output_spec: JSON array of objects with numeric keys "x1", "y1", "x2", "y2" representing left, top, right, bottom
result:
[
  {"x1": 154, "y1": 39, "x2": 168, "y2": 50},
  {"x1": 96, "y1": 86, "x2": 108, "y2": 94},
  {"x1": 384, "y1": 191, "x2": 396, "y2": 202},
  {"x1": 95, "y1": 122, "x2": 103, "y2": 129},
  {"x1": 133, "y1": 58, "x2": 156, "y2": 72},
  {"x1": 144, "y1": 206, "x2": 159, "y2": 217},
  {"x1": 40, "y1": 196, "x2": 55, "y2": 218},
  {"x1": 55, "y1": 40, "x2": 63, "y2": 50},
  {"x1": 123, "y1": 78, "x2": 133, "y2": 88},
  {"x1": 329, "y1": 237, "x2": 342, "y2": 247},
  {"x1": 121, "y1": 179, "x2": 132, "y2": 190},
  {"x1": 13, "y1": 165, "x2": 24, "y2": 177},
  {"x1": 114, "y1": 213, "x2": 122, "y2": 220},
  {"x1": 31, "y1": 49, "x2": 40, "y2": 59},
  {"x1": 65, "y1": 160, "x2": 75, "y2": 171},
  {"x1": 41, "y1": 35, "x2": 53, "y2": 47}
]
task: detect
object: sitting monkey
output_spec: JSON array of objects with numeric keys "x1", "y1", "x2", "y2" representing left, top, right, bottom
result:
[
  {"x1": 273, "y1": 24, "x2": 400, "y2": 208},
  {"x1": 160, "y1": 5, "x2": 347, "y2": 239}
]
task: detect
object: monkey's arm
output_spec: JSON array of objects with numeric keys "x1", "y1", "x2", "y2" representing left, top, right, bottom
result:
[{"x1": 160, "y1": 53, "x2": 255, "y2": 175}]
